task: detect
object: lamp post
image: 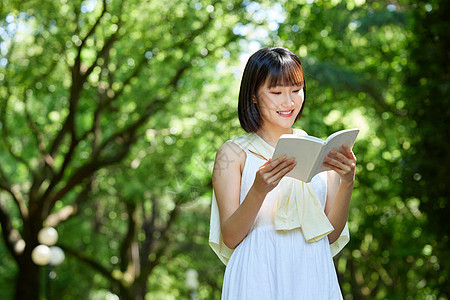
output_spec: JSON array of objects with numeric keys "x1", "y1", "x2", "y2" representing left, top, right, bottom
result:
[
  {"x1": 186, "y1": 268, "x2": 199, "y2": 300},
  {"x1": 31, "y1": 227, "x2": 65, "y2": 299}
]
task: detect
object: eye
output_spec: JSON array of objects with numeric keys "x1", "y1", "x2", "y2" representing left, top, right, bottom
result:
[
  {"x1": 292, "y1": 86, "x2": 303, "y2": 93},
  {"x1": 270, "y1": 91, "x2": 281, "y2": 95}
]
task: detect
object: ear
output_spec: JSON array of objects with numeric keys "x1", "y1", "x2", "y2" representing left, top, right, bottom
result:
[{"x1": 252, "y1": 95, "x2": 257, "y2": 103}]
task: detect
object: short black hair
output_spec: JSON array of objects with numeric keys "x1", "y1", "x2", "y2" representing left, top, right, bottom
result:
[{"x1": 238, "y1": 47, "x2": 306, "y2": 133}]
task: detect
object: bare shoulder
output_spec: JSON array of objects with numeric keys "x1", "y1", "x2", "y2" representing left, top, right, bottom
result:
[{"x1": 213, "y1": 141, "x2": 246, "y2": 174}]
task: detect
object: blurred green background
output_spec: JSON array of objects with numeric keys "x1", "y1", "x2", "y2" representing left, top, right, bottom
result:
[{"x1": 0, "y1": 0, "x2": 448, "y2": 299}]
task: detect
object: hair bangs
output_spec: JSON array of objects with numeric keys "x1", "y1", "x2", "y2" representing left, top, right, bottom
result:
[{"x1": 266, "y1": 59, "x2": 304, "y2": 89}]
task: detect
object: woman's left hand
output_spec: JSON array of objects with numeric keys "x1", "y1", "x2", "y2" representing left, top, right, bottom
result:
[{"x1": 323, "y1": 144, "x2": 357, "y2": 184}]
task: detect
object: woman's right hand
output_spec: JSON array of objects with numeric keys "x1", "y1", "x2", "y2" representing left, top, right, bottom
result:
[{"x1": 252, "y1": 155, "x2": 297, "y2": 197}]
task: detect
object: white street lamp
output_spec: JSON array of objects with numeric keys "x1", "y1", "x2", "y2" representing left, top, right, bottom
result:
[
  {"x1": 32, "y1": 227, "x2": 65, "y2": 266},
  {"x1": 31, "y1": 227, "x2": 65, "y2": 299},
  {"x1": 49, "y1": 246, "x2": 65, "y2": 266},
  {"x1": 31, "y1": 245, "x2": 51, "y2": 266},
  {"x1": 38, "y1": 227, "x2": 59, "y2": 246}
]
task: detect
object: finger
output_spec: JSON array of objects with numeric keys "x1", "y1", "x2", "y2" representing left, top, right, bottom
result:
[
  {"x1": 334, "y1": 151, "x2": 355, "y2": 166},
  {"x1": 270, "y1": 161, "x2": 296, "y2": 182},
  {"x1": 329, "y1": 150, "x2": 356, "y2": 167},
  {"x1": 267, "y1": 162, "x2": 296, "y2": 186},
  {"x1": 322, "y1": 161, "x2": 352, "y2": 177},
  {"x1": 267, "y1": 158, "x2": 296, "y2": 178},
  {"x1": 324, "y1": 155, "x2": 352, "y2": 171},
  {"x1": 261, "y1": 155, "x2": 287, "y2": 172},
  {"x1": 347, "y1": 147, "x2": 357, "y2": 162},
  {"x1": 341, "y1": 144, "x2": 350, "y2": 157},
  {"x1": 341, "y1": 144, "x2": 356, "y2": 161}
]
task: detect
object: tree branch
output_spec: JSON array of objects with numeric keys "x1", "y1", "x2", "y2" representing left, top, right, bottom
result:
[
  {"x1": 26, "y1": 48, "x2": 66, "y2": 201},
  {"x1": 0, "y1": 112, "x2": 32, "y2": 173},
  {"x1": 45, "y1": 117, "x2": 142, "y2": 214},
  {"x1": 0, "y1": 170, "x2": 28, "y2": 220},
  {"x1": 49, "y1": 0, "x2": 111, "y2": 159},
  {"x1": 79, "y1": 0, "x2": 108, "y2": 51},
  {"x1": 119, "y1": 202, "x2": 137, "y2": 272},
  {"x1": 0, "y1": 196, "x2": 21, "y2": 262},
  {"x1": 81, "y1": 28, "x2": 119, "y2": 83},
  {"x1": 44, "y1": 42, "x2": 206, "y2": 221},
  {"x1": 0, "y1": 15, "x2": 17, "y2": 124},
  {"x1": 41, "y1": 2, "x2": 213, "y2": 221},
  {"x1": 140, "y1": 197, "x2": 157, "y2": 266},
  {"x1": 59, "y1": 244, "x2": 124, "y2": 288},
  {"x1": 99, "y1": 2, "x2": 215, "y2": 108},
  {"x1": 43, "y1": 160, "x2": 100, "y2": 216},
  {"x1": 48, "y1": 69, "x2": 81, "y2": 159},
  {"x1": 0, "y1": 27, "x2": 22, "y2": 167},
  {"x1": 136, "y1": 199, "x2": 180, "y2": 284},
  {"x1": 43, "y1": 34, "x2": 120, "y2": 205},
  {"x1": 39, "y1": 135, "x2": 82, "y2": 210},
  {"x1": 44, "y1": 180, "x2": 91, "y2": 227},
  {"x1": 24, "y1": 94, "x2": 55, "y2": 170},
  {"x1": 98, "y1": 45, "x2": 146, "y2": 109}
]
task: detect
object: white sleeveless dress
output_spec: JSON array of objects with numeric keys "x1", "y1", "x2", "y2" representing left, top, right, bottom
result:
[{"x1": 221, "y1": 139, "x2": 343, "y2": 300}]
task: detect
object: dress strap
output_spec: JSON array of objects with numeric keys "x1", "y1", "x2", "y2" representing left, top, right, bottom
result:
[{"x1": 227, "y1": 139, "x2": 249, "y2": 153}]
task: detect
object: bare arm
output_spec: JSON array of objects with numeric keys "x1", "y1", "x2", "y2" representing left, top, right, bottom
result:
[
  {"x1": 323, "y1": 145, "x2": 356, "y2": 244},
  {"x1": 213, "y1": 142, "x2": 296, "y2": 249}
]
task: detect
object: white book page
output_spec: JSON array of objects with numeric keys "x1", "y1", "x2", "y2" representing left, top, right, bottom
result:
[
  {"x1": 312, "y1": 128, "x2": 360, "y2": 175},
  {"x1": 273, "y1": 135, "x2": 324, "y2": 182}
]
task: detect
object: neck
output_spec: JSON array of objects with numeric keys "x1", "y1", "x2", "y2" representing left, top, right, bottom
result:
[{"x1": 255, "y1": 126, "x2": 293, "y2": 148}]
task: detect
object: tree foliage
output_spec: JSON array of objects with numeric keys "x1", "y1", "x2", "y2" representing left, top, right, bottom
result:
[
  {"x1": 0, "y1": 0, "x2": 448, "y2": 299},
  {"x1": 0, "y1": 0, "x2": 247, "y2": 298},
  {"x1": 274, "y1": 1, "x2": 448, "y2": 299}
]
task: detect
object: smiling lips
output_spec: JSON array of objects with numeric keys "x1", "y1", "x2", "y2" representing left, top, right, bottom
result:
[{"x1": 277, "y1": 109, "x2": 294, "y2": 117}]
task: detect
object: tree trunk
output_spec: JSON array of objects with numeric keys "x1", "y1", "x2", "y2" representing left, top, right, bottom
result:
[
  {"x1": 134, "y1": 283, "x2": 147, "y2": 300},
  {"x1": 14, "y1": 253, "x2": 41, "y2": 300},
  {"x1": 116, "y1": 281, "x2": 147, "y2": 300},
  {"x1": 14, "y1": 201, "x2": 44, "y2": 299}
]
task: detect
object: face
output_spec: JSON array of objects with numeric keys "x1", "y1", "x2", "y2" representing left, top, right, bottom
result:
[{"x1": 255, "y1": 78, "x2": 304, "y2": 131}]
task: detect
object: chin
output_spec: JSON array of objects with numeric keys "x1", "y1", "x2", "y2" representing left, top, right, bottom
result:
[{"x1": 272, "y1": 120, "x2": 296, "y2": 131}]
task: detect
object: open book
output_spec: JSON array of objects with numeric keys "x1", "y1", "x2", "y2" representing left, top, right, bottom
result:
[{"x1": 272, "y1": 128, "x2": 359, "y2": 182}]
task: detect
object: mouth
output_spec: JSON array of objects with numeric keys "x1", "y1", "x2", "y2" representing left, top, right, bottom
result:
[{"x1": 276, "y1": 109, "x2": 294, "y2": 117}]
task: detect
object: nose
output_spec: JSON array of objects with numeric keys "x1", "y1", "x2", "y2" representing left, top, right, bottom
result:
[{"x1": 281, "y1": 93, "x2": 294, "y2": 108}]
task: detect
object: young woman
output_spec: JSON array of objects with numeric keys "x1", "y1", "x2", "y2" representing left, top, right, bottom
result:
[{"x1": 209, "y1": 47, "x2": 356, "y2": 299}]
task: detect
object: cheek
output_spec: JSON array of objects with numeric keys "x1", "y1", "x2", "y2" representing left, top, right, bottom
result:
[
  {"x1": 258, "y1": 96, "x2": 277, "y2": 111},
  {"x1": 294, "y1": 95, "x2": 303, "y2": 108},
  {"x1": 297, "y1": 91, "x2": 305, "y2": 107},
  {"x1": 257, "y1": 97, "x2": 278, "y2": 120}
]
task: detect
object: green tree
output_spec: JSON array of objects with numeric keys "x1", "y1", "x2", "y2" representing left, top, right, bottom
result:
[
  {"x1": 274, "y1": 0, "x2": 448, "y2": 298},
  {"x1": 0, "y1": 0, "x2": 248, "y2": 298},
  {"x1": 1, "y1": 0, "x2": 448, "y2": 299},
  {"x1": 401, "y1": 0, "x2": 449, "y2": 297}
]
